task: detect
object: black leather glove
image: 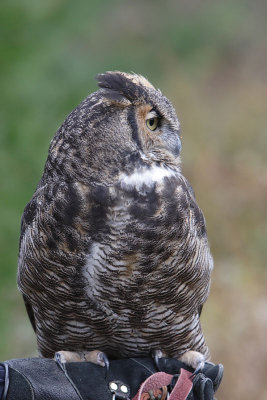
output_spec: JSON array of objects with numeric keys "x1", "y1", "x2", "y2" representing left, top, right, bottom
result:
[{"x1": 0, "y1": 357, "x2": 223, "y2": 400}]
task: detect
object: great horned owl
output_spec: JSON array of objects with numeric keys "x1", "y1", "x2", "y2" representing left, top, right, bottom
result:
[{"x1": 18, "y1": 72, "x2": 213, "y2": 371}]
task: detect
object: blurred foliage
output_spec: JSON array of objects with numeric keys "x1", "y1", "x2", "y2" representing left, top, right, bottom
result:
[{"x1": 0, "y1": 0, "x2": 266, "y2": 398}]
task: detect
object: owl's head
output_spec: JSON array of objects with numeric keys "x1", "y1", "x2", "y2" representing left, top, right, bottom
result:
[{"x1": 45, "y1": 72, "x2": 182, "y2": 184}]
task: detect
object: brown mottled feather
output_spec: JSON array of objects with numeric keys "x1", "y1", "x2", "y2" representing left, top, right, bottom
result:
[{"x1": 18, "y1": 72, "x2": 213, "y2": 361}]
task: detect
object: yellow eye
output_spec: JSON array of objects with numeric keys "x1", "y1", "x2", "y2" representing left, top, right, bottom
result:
[{"x1": 146, "y1": 117, "x2": 159, "y2": 131}]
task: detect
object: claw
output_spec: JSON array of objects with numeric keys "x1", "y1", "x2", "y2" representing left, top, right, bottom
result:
[
  {"x1": 192, "y1": 362, "x2": 204, "y2": 377},
  {"x1": 98, "y1": 351, "x2": 110, "y2": 371},
  {"x1": 55, "y1": 351, "x2": 67, "y2": 371},
  {"x1": 151, "y1": 349, "x2": 163, "y2": 371},
  {"x1": 96, "y1": 351, "x2": 109, "y2": 379}
]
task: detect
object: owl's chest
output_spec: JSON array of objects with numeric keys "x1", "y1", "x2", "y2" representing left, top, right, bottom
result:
[
  {"x1": 85, "y1": 184, "x2": 167, "y2": 277},
  {"x1": 105, "y1": 174, "x2": 178, "y2": 253},
  {"x1": 111, "y1": 166, "x2": 181, "y2": 231},
  {"x1": 83, "y1": 173, "x2": 195, "y2": 299}
]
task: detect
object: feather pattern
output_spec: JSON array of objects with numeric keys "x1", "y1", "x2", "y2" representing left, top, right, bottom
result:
[{"x1": 18, "y1": 72, "x2": 213, "y2": 361}]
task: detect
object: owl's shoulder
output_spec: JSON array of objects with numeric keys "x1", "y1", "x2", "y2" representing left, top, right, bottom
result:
[{"x1": 19, "y1": 180, "x2": 114, "y2": 256}]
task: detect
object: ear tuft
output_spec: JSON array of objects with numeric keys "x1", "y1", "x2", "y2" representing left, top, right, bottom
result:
[{"x1": 96, "y1": 71, "x2": 154, "y2": 103}]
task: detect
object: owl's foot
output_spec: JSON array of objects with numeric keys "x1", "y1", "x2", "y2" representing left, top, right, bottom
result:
[
  {"x1": 179, "y1": 350, "x2": 205, "y2": 373},
  {"x1": 152, "y1": 349, "x2": 205, "y2": 375},
  {"x1": 54, "y1": 349, "x2": 109, "y2": 368}
]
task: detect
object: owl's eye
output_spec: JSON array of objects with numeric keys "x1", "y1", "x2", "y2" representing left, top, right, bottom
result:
[{"x1": 146, "y1": 117, "x2": 159, "y2": 131}]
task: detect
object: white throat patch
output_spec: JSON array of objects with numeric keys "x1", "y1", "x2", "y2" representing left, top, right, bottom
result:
[{"x1": 119, "y1": 165, "x2": 177, "y2": 191}]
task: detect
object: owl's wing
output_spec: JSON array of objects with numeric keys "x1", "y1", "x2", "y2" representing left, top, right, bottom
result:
[
  {"x1": 18, "y1": 180, "x2": 106, "y2": 315},
  {"x1": 19, "y1": 198, "x2": 39, "y2": 333},
  {"x1": 158, "y1": 174, "x2": 213, "y2": 313},
  {"x1": 198, "y1": 304, "x2": 203, "y2": 317},
  {"x1": 22, "y1": 294, "x2": 36, "y2": 332}
]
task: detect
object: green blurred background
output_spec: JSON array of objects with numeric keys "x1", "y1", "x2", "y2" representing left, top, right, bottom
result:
[{"x1": 0, "y1": 0, "x2": 266, "y2": 398}]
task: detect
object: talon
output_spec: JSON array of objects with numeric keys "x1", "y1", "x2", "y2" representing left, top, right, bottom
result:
[
  {"x1": 192, "y1": 363, "x2": 204, "y2": 377},
  {"x1": 55, "y1": 351, "x2": 66, "y2": 366},
  {"x1": 152, "y1": 349, "x2": 163, "y2": 359},
  {"x1": 151, "y1": 349, "x2": 164, "y2": 371},
  {"x1": 97, "y1": 351, "x2": 109, "y2": 371}
]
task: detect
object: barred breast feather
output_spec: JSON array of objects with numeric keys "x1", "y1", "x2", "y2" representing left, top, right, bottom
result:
[
  {"x1": 18, "y1": 71, "x2": 213, "y2": 362},
  {"x1": 18, "y1": 166, "x2": 212, "y2": 359}
]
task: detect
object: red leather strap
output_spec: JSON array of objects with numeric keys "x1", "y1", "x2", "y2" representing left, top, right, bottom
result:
[
  {"x1": 132, "y1": 369, "x2": 193, "y2": 400},
  {"x1": 169, "y1": 369, "x2": 193, "y2": 400}
]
